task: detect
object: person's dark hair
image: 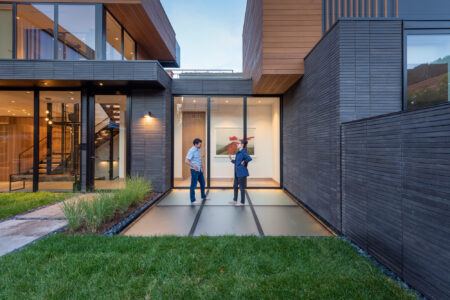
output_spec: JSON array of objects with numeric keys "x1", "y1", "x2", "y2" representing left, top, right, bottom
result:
[
  {"x1": 240, "y1": 140, "x2": 248, "y2": 148},
  {"x1": 193, "y1": 138, "x2": 202, "y2": 145}
]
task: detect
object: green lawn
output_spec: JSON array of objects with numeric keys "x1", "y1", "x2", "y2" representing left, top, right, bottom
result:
[
  {"x1": 0, "y1": 192, "x2": 75, "y2": 219},
  {"x1": 0, "y1": 235, "x2": 416, "y2": 299}
]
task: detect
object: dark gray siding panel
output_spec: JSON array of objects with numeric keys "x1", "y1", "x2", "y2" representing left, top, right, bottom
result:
[
  {"x1": 342, "y1": 104, "x2": 450, "y2": 300},
  {"x1": 172, "y1": 79, "x2": 252, "y2": 95},
  {"x1": 399, "y1": 0, "x2": 450, "y2": 20},
  {"x1": 283, "y1": 24, "x2": 341, "y2": 230},
  {"x1": 130, "y1": 87, "x2": 172, "y2": 192},
  {"x1": 0, "y1": 60, "x2": 169, "y2": 87},
  {"x1": 340, "y1": 20, "x2": 402, "y2": 123}
]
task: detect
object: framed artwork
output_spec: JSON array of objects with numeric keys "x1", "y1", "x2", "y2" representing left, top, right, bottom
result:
[{"x1": 215, "y1": 127, "x2": 255, "y2": 156}]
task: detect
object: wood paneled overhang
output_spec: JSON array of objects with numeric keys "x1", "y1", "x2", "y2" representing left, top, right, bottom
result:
[
  {"x1": 243, "y1": 0, "x2": 323, "y2": 94},
  {"x1": 1, "y1": 0, "x2": 178, "y2": 64}
]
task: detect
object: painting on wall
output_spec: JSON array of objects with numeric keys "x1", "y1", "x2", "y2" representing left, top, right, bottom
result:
[{"x1": 215, "y1": 127, "x2": 255, "y2": 156}]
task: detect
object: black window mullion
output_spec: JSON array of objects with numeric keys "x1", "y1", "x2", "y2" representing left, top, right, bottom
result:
[
  {"x1": 121, "y1": 27, "x2": 124, "y2": 60},
  {"x1": 54, "y1": 4, "x2": 58, "y2": 59},
  {"x1": 33, "y1": 90, "x2": 39, "y2": 192},
  {"x1": 243, "y1": 96, "x2": 247, "y2": 144},
  {"x1": 12, "y1": 3, "x2": 17, "y2": 59},
  {"x1": 206, "y1": 96, "x2": 211, "y2": 188}
]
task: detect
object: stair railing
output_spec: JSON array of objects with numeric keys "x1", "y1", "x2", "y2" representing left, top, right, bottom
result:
[{"x1": 18, "y1": 137, "x2": 46, "y2": 175}]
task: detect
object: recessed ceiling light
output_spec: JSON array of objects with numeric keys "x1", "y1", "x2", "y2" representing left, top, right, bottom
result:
[
  {"x1": 115, "y1": 37, "x2": 119, "y2": 41},
  {"x1": 193, "y1": 99, "x2": 197, "y2": 103},
  {"x1": 10, "y1": 100, "x2": 15, "y2": 103},
  {"x1": 70, "y1": 97, "x2": 74, "y2": 100},
  {"x1": 99, "y1": 82, "x2": 104, "y2": 86},
  {"x1": 26, "y1": 91, "x2": 31, "y2": 94},
  {"x1": 12, "y1": 113, "x2": 16, "y2": 116},
  {"x1": 43, "y1": 82, "x2": 48, "y2": 85},
  {"x1": 69, "y1": 92, "x2": 74, "y2": 94},
  {"x1": 225, "y1": 100, "x2": 229, "y2": 103}
]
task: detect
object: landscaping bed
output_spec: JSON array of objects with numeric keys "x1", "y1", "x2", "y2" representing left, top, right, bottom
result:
[
  {"x1": 0, "y1": 235, "x2": 417, "y2": 299},
  {"x1": 62, "y1": 177, "x2": 155, "y2": 234},
  {"x1": 0, "y1": 192, "x2": 75, "y2": 220}
]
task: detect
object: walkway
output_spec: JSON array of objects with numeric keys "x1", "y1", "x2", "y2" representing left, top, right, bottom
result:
[
  {"x1": 0, "y1": 194, "x2": 94, "y2": 257},
  {"x1": 123, "y1": 189, "x2": 332, "y2": 237}
]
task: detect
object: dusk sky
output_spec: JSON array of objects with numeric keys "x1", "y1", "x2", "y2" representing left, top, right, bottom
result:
[{"x1": 160, "y1": 0, "x2": 247, "y2": 72}]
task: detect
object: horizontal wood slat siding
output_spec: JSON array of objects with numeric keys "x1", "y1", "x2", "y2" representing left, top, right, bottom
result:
[
  {"x1": 130, "y1": 87, "x2": 171, "y2": 192},
  {"x1": 171, "y1": 79, "x2": 252, "y2": 95},
  {"x1": 243, "y1": 0, "x2": 323, "y2": 94},
  {"x1": 0, "y1": 60, "x2": 171, "y2": 88},
  {"x1": 283, "y1": 24, "x2": 341, "y2": 230},
  {"x1": 339, "y1": 20, "x2": 402, "y2": 122},
  {"x1": 342, "y1": 104, "x2": 450, "y2": 300}
]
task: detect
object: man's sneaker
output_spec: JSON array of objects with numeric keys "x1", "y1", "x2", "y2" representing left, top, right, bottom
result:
[
  {"x1": 229, "y1": 200, "x2": 237, "y2": 205},
  {"x1": 191, "y1": 201, "x2": 202, "y2": 205},
  {"x1": 235, "y1": 202, "x2": 244, "y2": 207}
]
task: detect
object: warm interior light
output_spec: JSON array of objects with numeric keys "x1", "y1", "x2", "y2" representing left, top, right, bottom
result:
[
  {"x1": 45, "y1": 117, "x2": 49, "y2": 121},
  {"x1": 46, "y1": 110, "x2": 49, "y2": 114},
  {"x1": 43, "y1": 82, "x2": 48, "y2": 86},
  {"x1": 99, "y1": 82, "x2": 104, "y2": 86},
  {"x1": 145, "y1": 112, "x2": 152, "y2": 120},
  {"x1": 48, "y1": 120, "x2": 53, "y2": 125}
]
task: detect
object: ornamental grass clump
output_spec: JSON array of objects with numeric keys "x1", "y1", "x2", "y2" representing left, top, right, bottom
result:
[
  {"x1": 62, "y1": 199, "x2": 84, "y2": 232},
  {"x1": 62, "y1": 176, "x2": 152, "y2": 233}
]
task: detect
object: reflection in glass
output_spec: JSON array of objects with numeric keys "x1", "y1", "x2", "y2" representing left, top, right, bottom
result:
[
  {"x1": 247, "y1": 97, "x2": 280, "y2": 187},
  {"x1": 0, "y1": 4, "x2": 13, "y2": 58},
  {"x1": 123, "y1": 31, "x2": 136, "y2": 60},
  {"x1": 173, "y1": 97, "x2": 208, "y2": 187},
  {"x1": 94, "y1": 95, "x2": 127, "y2": 190},
  {"x1": 0, "y1": 91, "x2": 34, "y2": 192},
  {"x1": 407, "y1": 34, "x2": 450, "y2": 109},
  {"x1": 39, "y1": 91, "x2": 81, "y2": 192},
  {"x1": 57, "y1": 5, "x2": 96, "y2": 60},
  {"x1": 210, "y1": 97, "x2": 244, "y2": 187},
  {"x1": 106, "y1": 12, "x2": 122, "y2": 60},
  {"x1": 17, "y1": 4, "x2": 55, "y2": 59}
]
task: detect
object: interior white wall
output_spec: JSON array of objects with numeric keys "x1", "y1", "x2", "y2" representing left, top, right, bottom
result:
[
  {"x1": 95, "y1": 134, "x2": 119, "y2": 179},
  {"x1": 271, "y1": 101, "x2": 281, "y2": 183},
  {"x1": 119, "y1": 108, "x2": 126, "y2": 178}
]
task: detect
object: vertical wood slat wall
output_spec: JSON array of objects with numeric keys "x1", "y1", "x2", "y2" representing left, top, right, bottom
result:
[{"x1": 323, "y1": 0, "x2": 398, "y2": 33}]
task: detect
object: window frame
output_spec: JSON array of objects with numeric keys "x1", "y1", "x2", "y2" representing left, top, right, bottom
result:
[
  {"x1": 403, "y1": 28, "x2": 450, "y2": 110},
  {"x1": 3, "y1": 2, "x2": 138, "y2": 61}
]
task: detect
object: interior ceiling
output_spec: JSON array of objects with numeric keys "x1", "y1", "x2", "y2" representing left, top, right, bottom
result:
[{"x1": 174, "y1": 96, "x2": 280, "y2": 111}]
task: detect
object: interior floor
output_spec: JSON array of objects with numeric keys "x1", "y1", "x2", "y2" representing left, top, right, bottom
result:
[
  {"x1": 122, "y1": 189, "x2": 332, "y2": 237},
  {"x1": 173, "y1": 178, "x2": 280, "y2": 188}
]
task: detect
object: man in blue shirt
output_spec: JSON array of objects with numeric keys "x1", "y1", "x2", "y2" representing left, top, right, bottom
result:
[
  {"x1": 185, "y1": 138, "x2": 209, "y2": 205},
  {"x1": 228, "y1": 140, "x2": 252, "y2": 206}
]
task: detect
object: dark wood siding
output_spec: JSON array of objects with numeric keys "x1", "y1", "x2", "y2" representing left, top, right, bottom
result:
[
  {"x1": 283, "y1": 23, "x2": 341, "y2": 230},
  {"x1": 171, "y1": 79, "x2": 252, "y2": 95},
  {"x1": 342, "y1": 104, "x2": 450, "y2": 300},
  {"x1": 130, "y1": 87, "x2": 171, "y2": 192}
]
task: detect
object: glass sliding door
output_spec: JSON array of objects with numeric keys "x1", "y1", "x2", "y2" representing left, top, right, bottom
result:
[
  {"x1": 0, "y1": 91, "x2": 34, "y2": 192},
  {"x1": 173, "y1": 96, "x2": 208, "y2": 187},
  {"x1": 94, "y1": 95, "x2": 127, "y2": 190},
  {"x1": 246, "y1": 97, "x2": 280, "y2": 187},
  {"x1": 38, "y1": 91, "x2": 81, "y2": 192},
  {"x1": 210, "y1": 97, "x2": 244, "y2": 187}
]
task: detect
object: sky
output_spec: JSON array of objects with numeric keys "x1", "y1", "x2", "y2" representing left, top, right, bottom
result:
[{"x1": 160, "y1": 0, "x2": 247, "y2": 72}]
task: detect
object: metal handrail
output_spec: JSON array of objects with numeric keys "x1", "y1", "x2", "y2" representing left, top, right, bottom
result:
[{"x1": 18, "y1": 137, "x2": 46, "y2": 174}]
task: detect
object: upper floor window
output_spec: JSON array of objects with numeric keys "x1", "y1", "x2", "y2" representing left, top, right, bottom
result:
[
  {"x1": 105, "y1": 11, "x2": 136, "y2": 60},
  {"x1": 5, "y1": 3, "x2": 137, "y2": 61},
  {"x1": 407, "y1": 34, "x2": 450, "y2": 109},
  {"x1": 0, "y1": 4, "x2": 13, "y2": 58},
  {"x1": 17, "y1": 4, "x2": 55, "y2": 59},
  {"x1": 57, "y1": 5, "x2": 96, "y2": 60}
]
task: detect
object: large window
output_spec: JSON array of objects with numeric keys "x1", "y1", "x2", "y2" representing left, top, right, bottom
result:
[
  {"x1": 407, "y1": 33, "x2": 450, "y2": 109},
  {"x1": 39, "y1": 91, "x2": 81, "y2": 192},
  {"x1": 17, "y1": 4, "x2": 55, "y2": 59},
  {"x1": 173, "y1": 96, "x2": 281, "y2": 189},
  {"x1": 0, "y1": 91, "x2": 34, "y2": 192},
  {"x1": 57, "y1": 5, "x2": 96, "y2": 60},
  {"x1": 0, "y1": 4, "x2": 13, "y2": 58},
  {"x1": 105, "y1": 11, "x2": 136, "y2": 60}
]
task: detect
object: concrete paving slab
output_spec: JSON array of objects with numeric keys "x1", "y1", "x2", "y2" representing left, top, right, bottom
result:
[
  {"x1": 194, "y1": 206, "x2": 259, "y2": 236},
  {"x1": 204, "y1": 190, "x2": 249, "y2": 206},
  {"x1": 254, "y1": 206, "x2": 331, "y2": 236},
  {"x1": 123, "y1": 206, "x2": 200, "y2": 236},
  {"x1": 248, "y1": 189, "x2": 297, "y2": 206},
  {"x1": 158, "y1": 189, "x2": 206, "y2": 206},
  {"x1": 0, "y1": 219, "x2": 67, "y2": 256}
]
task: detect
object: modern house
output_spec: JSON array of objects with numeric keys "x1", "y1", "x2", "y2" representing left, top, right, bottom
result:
[{"x1": 0, "y1": 0, "x2": 448, "y2": 298}]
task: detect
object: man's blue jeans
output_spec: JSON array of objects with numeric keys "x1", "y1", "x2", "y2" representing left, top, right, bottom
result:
[{"x1": 190, "y1": 169, "x2": 207, "y2": 202}]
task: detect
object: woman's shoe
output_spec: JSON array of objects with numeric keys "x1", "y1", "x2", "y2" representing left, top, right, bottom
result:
[{"x1": 235, "y1": 202, "x2": 244, "y2": 207}]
